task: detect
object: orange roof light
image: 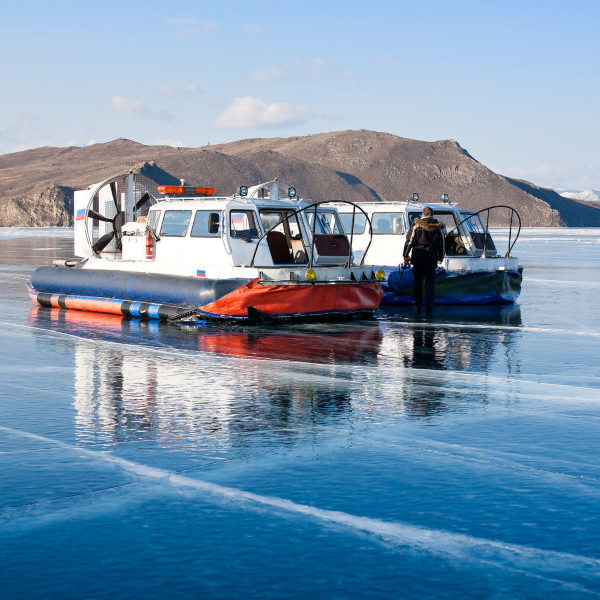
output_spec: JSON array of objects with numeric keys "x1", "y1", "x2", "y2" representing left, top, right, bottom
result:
[{"x1": 157, "y1": 185, "x2": 216, "y2": 196}]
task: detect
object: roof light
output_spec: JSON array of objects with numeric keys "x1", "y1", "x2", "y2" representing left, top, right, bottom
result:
[
  {"x1": 288, "y1": 186, "x2": 297, "y2": 198},
  {"x1": 157, "y1": 185, "x2": 215, "y2": 196},
  {"x1": 441, "y1": 193, "x2": 449, "y2": 203},
  {"x1": 375, "y1": 269, "x2": 386, "y2": 281},
  {"x1": 305, "y1": 269, "x2": 316, "y2": 281},
  {"x1": 412, "y1": 193, "x2": 419, "y2": 203},
  {"x1": 239, "y1": 185, "x2": 248, "y2": 197}
]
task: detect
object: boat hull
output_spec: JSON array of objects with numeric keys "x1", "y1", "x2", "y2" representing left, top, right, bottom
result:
[
  {"x1": 382, "y1": 266, "x2": 523, "y2": 305},
  {"x1": 28, "y1": 267, "x2": 382, "y2": 321}
]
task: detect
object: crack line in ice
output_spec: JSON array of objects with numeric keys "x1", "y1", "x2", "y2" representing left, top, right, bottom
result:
[
  {"x1": 396, "y1": 322, "x2": 600, "y2": 337},
  {"x1": 1, "y1": 424, "x2": 600, "y2": 591}
]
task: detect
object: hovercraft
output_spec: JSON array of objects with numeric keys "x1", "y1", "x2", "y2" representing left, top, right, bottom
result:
[
  {"x1": 333, "y1": 194, "x2": 523, "y2": 305},
  {"x1": 28, "y1": 173, "x2": 384, "y2": 322}
]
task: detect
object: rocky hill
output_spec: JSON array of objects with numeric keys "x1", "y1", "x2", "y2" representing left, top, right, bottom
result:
[{"x1": 1, "y1": 130, "x2": 598, "y2": 227}]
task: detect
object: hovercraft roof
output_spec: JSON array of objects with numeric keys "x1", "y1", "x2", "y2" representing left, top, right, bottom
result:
[{"x1": 154, "y1": 179, "x2": 306, "y2": 210}]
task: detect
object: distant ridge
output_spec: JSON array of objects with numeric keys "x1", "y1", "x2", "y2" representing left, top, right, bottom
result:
[{"x1": 1, "y1": 130, "x2": 598, "y2": 226}]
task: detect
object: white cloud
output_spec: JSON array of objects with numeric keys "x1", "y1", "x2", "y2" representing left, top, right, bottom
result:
[
  {"x1": 157, "y1": 81, "x2": 201, "y2": 96},
  {"x1": 11, "y1": 143, "x2": 39, "y2": 152},
  {"x1": 165, "y1": 17, "x2": 219, "y2": 38},
  {"x1": 151, "y1": 139, "x2": 187, "y2": 148},
  {"x1": 241, "y1": 24, "x2": 263, "y2": 35},
  {"x1": 248, "y1": 68, "x2": 285, "y2": 84},
  {"x1": 11, "y1": 139, "x2": 77, "y2": 152},
  {"x1": 214, "y1": 97, "x2": 311, "y2": 129},
  {"x1": 498, "y1": 164, "x2": 600, "y2": 190},
  {"x1": 558, "y1": 190, "x2": 599, "y2": 202},
  {"x1": 295, "y1": 58, "x2": 330, "y2": 77},
  {"x1": 342, "y1": 69, "x2": 359, "y2": 88},
  {"x1": 110, "y1": 96, "x2": 174, "y2": 121},
  {"x1": 245, "y1": 58, "x2": 351, "y2": 86},
  {"x1": 376, "y1": 54, "x2": 403, "y2": 68}
]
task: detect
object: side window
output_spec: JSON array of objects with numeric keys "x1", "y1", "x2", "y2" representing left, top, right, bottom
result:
[
  {"x1": 408, "y1": 212, "x2": 420, "y2": 226},
  {"x1": 160, "y1": 210, "x2": 192, "y2": 237},
  {"x1": 339, "y1": 213, "x2": 367, "y2": 234},
  {"x1": 307, "y1": 210, "x2": 344, "y2": 235},
  {"x1": 260, "y1": 211, "x2": 302, "y2": 239},
  {"x1": 434, "y1": 213, "x2": 459, "y2": 231},
  {"x1": 260, "y1": 211, "x2": 285, "y2": 233},
  {"x1": 147, "y1": 210, "x2": 160, "y2": 233},
  {"x1": 372, "y1": 213, "x2": 405, "y2": 234},
  {"x1": 230, "y1": 210, "x2": 260, "y2": 240},
  {"x1": 191, "y1": 211, "x2": 221, "y2": 237}
]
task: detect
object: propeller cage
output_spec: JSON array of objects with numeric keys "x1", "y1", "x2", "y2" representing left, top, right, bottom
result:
[{"x1": 74, "y1": 172, "x2": 158, "y2": 258}]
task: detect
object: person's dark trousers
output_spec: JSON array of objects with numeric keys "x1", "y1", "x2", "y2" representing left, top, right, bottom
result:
[{"x1": 412, "y1": 262, "x2": 437, "y2": 310}]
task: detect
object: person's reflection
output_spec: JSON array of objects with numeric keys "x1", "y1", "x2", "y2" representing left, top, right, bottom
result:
[
  {"x1": 403, "y1": 325, "x2": 447, "y2": 418},
  {"x1": 405, "y1": 326, "x2": 444, "y2": 370}
]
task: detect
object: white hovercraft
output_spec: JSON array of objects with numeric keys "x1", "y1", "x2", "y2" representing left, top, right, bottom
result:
[{"x1": 28, "y1": 172, "x2": 384, "y2": 322}]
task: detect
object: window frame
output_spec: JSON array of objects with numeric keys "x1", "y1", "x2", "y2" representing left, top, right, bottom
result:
[
  {"x1": 229, "y1": 209, "x2": 261, "y2": 240},
  {"x1": 371, "y1": 212, "x2": 406, "y2": 235},
  {"x1": 338, "y1": 213, "x2": 367, "y2": 235},
  {"x1": 159, "y1": 209, "x2": 193, "y2": 237},
  {"x1": 190, "y1": 210, "x2": 222, "y2": 238}
]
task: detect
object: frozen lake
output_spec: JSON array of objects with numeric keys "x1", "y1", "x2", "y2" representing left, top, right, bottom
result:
[{"x1": 1, "y1": 228, "x2": 599, "y2": 599}]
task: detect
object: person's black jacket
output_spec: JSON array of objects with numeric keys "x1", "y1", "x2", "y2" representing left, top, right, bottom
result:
[{"x1": 403, "y1": 217, "x2": 444, "y2": 264}]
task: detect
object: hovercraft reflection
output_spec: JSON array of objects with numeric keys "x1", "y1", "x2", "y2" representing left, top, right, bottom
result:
[
  {"x1": 28, "y1": 174, "x2": 383, "y2": 322},
  {"x1": 28, "y1": 306, "x2": 385, "y2": 443},
  {"x1": 28, "y1": 306, "x2": 383, "y2": 364}
]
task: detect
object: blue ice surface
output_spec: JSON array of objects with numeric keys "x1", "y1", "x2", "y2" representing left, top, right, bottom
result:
[{"x1": 1, "y1": 227, "x2": 600, "y2": 599}]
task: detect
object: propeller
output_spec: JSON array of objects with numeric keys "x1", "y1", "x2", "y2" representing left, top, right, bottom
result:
[
  {"x1": 134, "y1": 192, "x2": 150, "y2": 213},
  {"x1": 89, "y1": 180, "x2": 125, "y2": 254}
]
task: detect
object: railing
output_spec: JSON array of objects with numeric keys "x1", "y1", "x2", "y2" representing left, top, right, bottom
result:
[
  {"x1": 249, "y1": 200, "x2": 374, "y2": 269},
  {"x1": 447, "y1": 205, "x2": 521, "y2": 258}
]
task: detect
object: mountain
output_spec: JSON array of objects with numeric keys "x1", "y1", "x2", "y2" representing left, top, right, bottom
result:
[{"x1": 1, "y1": 130, "x2": 599, "y2": 227}]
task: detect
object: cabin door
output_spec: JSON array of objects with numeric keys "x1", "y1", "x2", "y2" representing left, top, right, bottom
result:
[{"x1": 227, "y1": 209, "x2": 269, "y2": 267}]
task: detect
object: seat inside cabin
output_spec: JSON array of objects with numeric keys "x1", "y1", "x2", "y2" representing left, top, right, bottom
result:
[
  {"x1": 267, "y1": 231, "x2": 293, "y2": 264},
  {"x1": 445, "y1": 233, "x2": 468, "y2": 256}
]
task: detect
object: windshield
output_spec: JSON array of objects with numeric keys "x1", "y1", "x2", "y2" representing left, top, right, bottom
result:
[
  {"x1": 461, "y1": 212, "x2": 485, "y2": 233},
  {"x1": 408, "y1": 211, "x2": 459, "y2": 231}
]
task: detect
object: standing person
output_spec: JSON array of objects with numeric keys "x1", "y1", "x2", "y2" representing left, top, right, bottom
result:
[{"x1": 403, "y1": 206, "x2": 444, "y2": 313}]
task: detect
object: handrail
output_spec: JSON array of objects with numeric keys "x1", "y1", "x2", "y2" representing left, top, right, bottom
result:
[
  {"x1": 446, "y1": 205, "x2": 521, "y2": 258},
  {"x1": 249, "y1": 200, "x2": 374, "y2": 268}
]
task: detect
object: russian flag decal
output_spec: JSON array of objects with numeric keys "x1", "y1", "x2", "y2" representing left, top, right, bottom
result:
[
  {"x1": 76, "y1": 209, "x2": 86, "y2": 221},
  {"x1": 196, "y1": 269, "x2": 206, "y2": 278}
]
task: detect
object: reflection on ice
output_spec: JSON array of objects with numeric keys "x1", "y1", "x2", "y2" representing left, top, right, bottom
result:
[{"x1": 25, "y1": 303, "x2": 528, "y2": 439}]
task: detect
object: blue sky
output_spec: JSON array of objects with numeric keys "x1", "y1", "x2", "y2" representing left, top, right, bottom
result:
[{"x1": 1, "y1": 0, "x2": 599, "y2": 190}]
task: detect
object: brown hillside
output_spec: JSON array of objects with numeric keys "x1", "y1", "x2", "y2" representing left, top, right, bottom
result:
[{"x1": 1, "y1": 130, "x2": 598, "y2": 227}]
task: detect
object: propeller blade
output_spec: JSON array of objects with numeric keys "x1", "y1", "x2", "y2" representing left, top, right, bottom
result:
[
  {"x1": 134, "y1": 192, "x2": 150, "y2": 213},
  {"x1": 87, "y1": 209, "x2": 113, "y2": 223},
  {"x1": 92, "y1": 231, "x2": 115, "y2": 253},
  {"x1": 110, "y1": 181, "x2": 119, "y2": 211}
]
